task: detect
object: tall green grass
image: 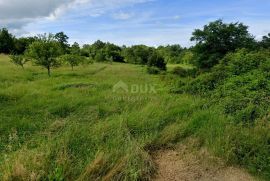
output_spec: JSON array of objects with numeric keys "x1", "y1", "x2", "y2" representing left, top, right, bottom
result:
[{"x1": 0, "y1": 54, "x2": 268, "y2": 180}]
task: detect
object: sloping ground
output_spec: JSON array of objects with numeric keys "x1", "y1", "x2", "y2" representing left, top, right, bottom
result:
[
  {"x1": 0, "y1": 54, "x2": 264, "y2": 180},
  {"x1": 153, "y1": 141, "x2": 257, "y2": 181}
]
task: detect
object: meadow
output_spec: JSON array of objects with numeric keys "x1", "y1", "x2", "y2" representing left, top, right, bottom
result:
[
  {"x1": 1, "y1": 53, "x2": 268, "y2": 180},
  {"x1": 0, "y1": 54, "x2": 198, "y2": 180}
]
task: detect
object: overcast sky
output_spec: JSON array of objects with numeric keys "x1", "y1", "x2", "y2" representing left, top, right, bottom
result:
[{"x1": 0, "y1": 0, "x2": 269, "y2": 47}]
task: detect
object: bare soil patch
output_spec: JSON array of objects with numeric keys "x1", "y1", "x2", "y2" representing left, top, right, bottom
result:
[{"x1": 152, "y1": 141, "x2": 257, "y2": 181}]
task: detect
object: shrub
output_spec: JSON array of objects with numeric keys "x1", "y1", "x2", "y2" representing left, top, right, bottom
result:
[
  {"x1": 172, "y1": 66, "x2": 198, "y2": 78},
  {"x1": 171, "y1": 67, "x2": 187, "y2": 77},
  {"x1": 147, "y1": 51, "x2": 166, "y2": 71},
  {"x1": 147, "y1": 66, "x2": 160, "y2": 74},
  {"x1": 177, "y1": 49, "x2": 270, "y2": 123}
]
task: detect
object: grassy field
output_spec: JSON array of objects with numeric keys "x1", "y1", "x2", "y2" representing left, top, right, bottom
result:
[{"x1": 0, "y1": 54, "x2": 265, "y2": 180}]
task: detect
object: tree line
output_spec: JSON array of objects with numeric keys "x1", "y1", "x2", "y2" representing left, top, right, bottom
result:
[{"x1": 1, "y1": 19, "x2": 270, "y2": 76}]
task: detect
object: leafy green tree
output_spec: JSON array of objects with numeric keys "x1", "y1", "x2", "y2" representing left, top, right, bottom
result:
[
  {"x1": 10, "y1": 54, "x2": 29, "y2": 69},
  {"x1": 60, "y1": 54, "x2": 84, "y2": 70},
  {"x1": 104, "y1": 43, "x2": 124, "y2": 63},
  {"x1": 26, "y1": 34, "x2": 63, "y2": 76},
  {"x1": 70, "y1": 42, "x2": 81, "y2": 55},
  {"x1": 260, "y1": 33, "x2": 270, "y2": 48},
  {"x1": 0, "y1": 28, "x2": 15, "y2": 54},
  {"x1": 13, "y1": 37, "x2": 37, "y2": 54},
  {"x1": 90, "y1": 40, "x2": 106, "y2": 59},
  {"x1": 83, "y1": 41, "x2": 124, "y2": 63},
  {"x1": 95, "y1": 51, "x2": 106, "y2": 62},
  {"x1": 81, "y1": 44, "x2": 91, "y2": 57},
  {"x1": 191, "y1": 20, "x2": 255, "y2": 69},
  {"x1": 54, "y1": 32, "x2": 69, "y2": 53},
  {"x1": 157, "y1": 45, "x2": 183, "y2": 63},
  {"x1": 180, "y1": 50, "x2": 194, "y2": 64},
  {"x1": 122, "y1": 45, "x2": 153, "y2": 64},
  {"x1": 147, "y1": 51, "x2": 166, "y2": 71}
]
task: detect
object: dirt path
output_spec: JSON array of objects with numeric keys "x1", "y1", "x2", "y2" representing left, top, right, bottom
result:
[{"x1": 152, "y1": 142, "x2": 257, "y2": 181}]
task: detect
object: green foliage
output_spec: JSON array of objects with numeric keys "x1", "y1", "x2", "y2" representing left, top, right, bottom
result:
[
  {"x1": 147, "y1": 66, "x2": 160, "y2": 74},
  {"x1": 70, "y1": 42, "x2": 80, "y2": 55},
  {"x1": 104, "y1": 43, "x2": 124, "y2": 63},
  {"x1": 13, "y1": 37, "x2": 37, "y2": 54},
  {"x1": 177, "y1": 49, "x2": 270, "y2": 123},
  {"x1": 10, "y1": 54, "x2": 29, "y2": 68},
  {"x1": 191, "y1": 20, "x2": 255, "y2": 69},
  {"x1": 157, "y1": 45, "x2": 183, "y2": 63},
  {"x1": 95, "y1": 50, "x2": 106, "y2": 62},
  {"x1": 82, "y1": 40, "x2": 124, "y2": 63},
  {"x1": 26, "y1": 34, "x2": 64, "y2": 76},
  {"x1": 147, "y1": 51, "x2": 166, "y2": 71},
  {"x1": 81, "y1": 44, "x2": 91, "y2": 57},
  {"x1": 122, "y1": 45, "x2": 153, "y2": 64},
  {"x1": 171, "y1": 66, "x2": 195, "y2": 77},
  {"x1": 60, "y1": 54, "x2": 85, "y2": 70},
  {"x1": 180, "y1": 50, "x2": 194, "y2": 64},
  {"x1": 0, "y1": 28, "x2": 14, "y2": 54},
  {"x1": 54, "y1": 32, "x2": 69, "y2": 53},
  {"x1": 260, "y1": 33, "x2": 270, "y2": 49}
]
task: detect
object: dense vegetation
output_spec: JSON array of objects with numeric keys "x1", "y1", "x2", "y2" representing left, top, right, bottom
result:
[
  {"x1": 0, "y1": 19, "x2": 270, "y2": 180},
  {"x1": 171, "y1": 20, "x2": 270, "y2": 179}
]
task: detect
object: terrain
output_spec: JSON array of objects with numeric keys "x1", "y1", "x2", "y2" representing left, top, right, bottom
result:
[{"x1": 0, "y1": 54, "x2": 261, "y2": 180}]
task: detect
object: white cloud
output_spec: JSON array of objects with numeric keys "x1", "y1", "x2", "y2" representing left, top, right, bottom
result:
[
  {"x1": 0, "y1": 0, "x2": 153, "y2": 30},
  {"x1": 0, "y1": 0, "x2": 76, "y2": 29}
]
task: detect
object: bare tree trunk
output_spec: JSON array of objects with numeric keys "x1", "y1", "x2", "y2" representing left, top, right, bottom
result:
[{"x1": 47, "y1": 67, "x2": 51, "y2": 77}]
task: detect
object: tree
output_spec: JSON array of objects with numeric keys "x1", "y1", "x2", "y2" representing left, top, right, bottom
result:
[
  {"x1": 60, "y1": 54, "x2": 84, "y2": 70},
  {"x1": 90, "y1": 40, "x2": 106, "y2": 60},
  {"x1": 122, "y1": 45, "x2": 153, "y2": 64},
  {"x1": 26, "y1": 34, "x2": 63, "y2": 76},
  {"x1": 260, "y1": 33, "x2": 270, "y2": 48},
  {"x1": 54, "y1": 32, "x2": 69, "y2": 53},
  {"x1": 147, "y1": 51, "x2": 166, "y2": 71},
  {"x1": 13, "y1": 37, "x2": 37, "y2": 54},
  {"x1": 95, "y1": 51, "x2": 106, "y2": 62},
  {"x1": 70, "y1": 42, "x2": 80, "y2": 55},
  {"x1": 10, "y1": 55, "x2": 29, "y2": 69},
  {"x1": 0, "y1": 28, "x2": 14, "y2": 54},
  {"x1": 83, "y1": 41, "x2": 124, "y2": 63},
  {"x1": 104, "y1": 43, "x2": 124, "y2": 63},
  {"x1": 81, "y1": 44, "x2": 91, "y2": 57},
  {"x1": 157, "y1": 45, "x2": 183, "y2": 63},
  {"x1": 180, "y1": 50, "x2": 194, "y2": 64},
  {"x1": 191, "y1": 20, "x2": 255, "y2": 69}
]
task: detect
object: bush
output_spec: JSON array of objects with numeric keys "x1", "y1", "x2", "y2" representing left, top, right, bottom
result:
[
  {"x1": 147, "y1": 52, "x2": 166, "y2": 71},
  {"x1": 172, "y1": 66, "x2": 198, "y2": 78},
  {"x1": 147, "y1": 66, "x2": 160, "y2": 74},
  {"x1": 177, "y1": 49, "x2": 270, "y2": 123},
  {"x1": 172, "y1": 67, "x2": 187, "y2": 77}
]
